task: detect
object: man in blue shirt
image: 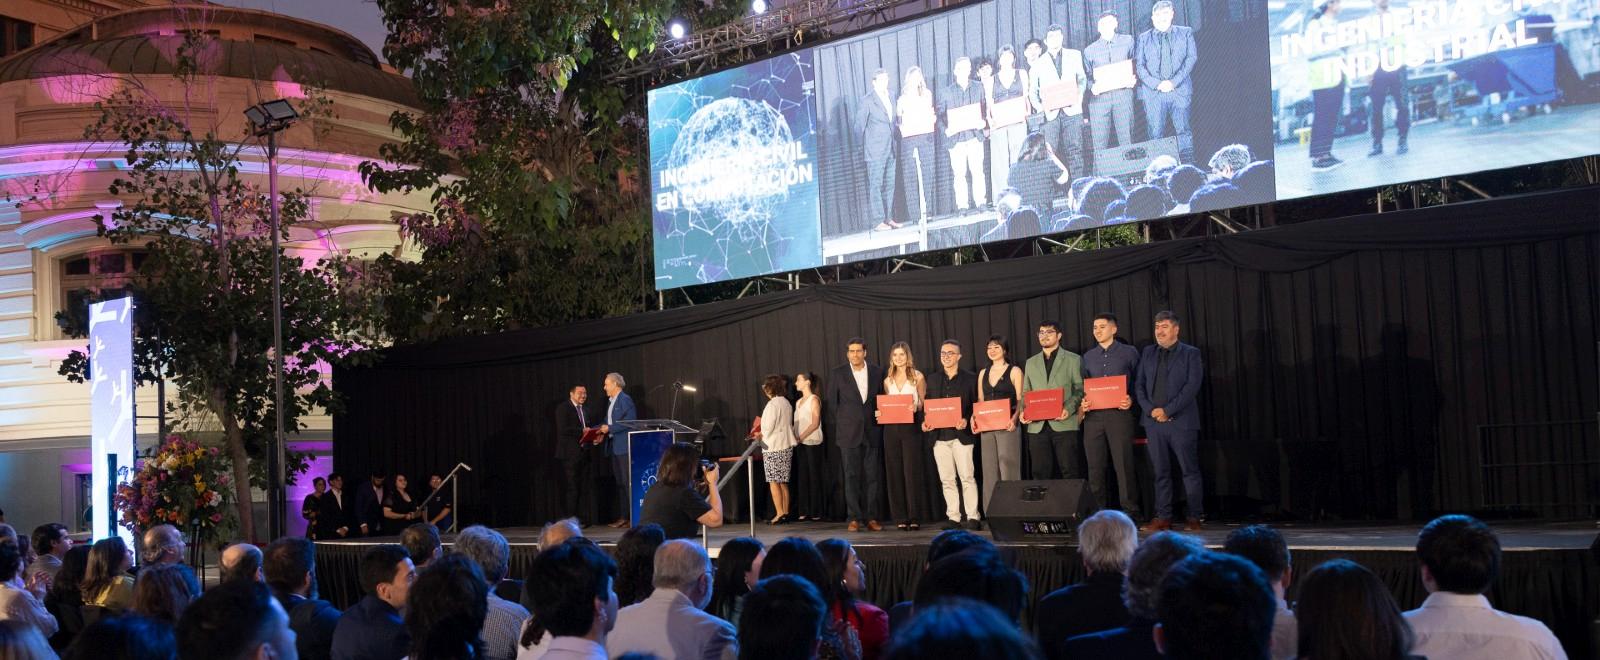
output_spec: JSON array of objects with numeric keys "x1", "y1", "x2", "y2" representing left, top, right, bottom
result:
[
  {"x1": 598, "y1": 372, "x2": 637, "y2": 529},
  {"x1": 331, "y1": 544, "x2": 414, "y2": 660},
  {"x1": 1133, "y1": 311, "x2": 1205, "y2": 532},
  {"x1": 1080, "y1": 313, "x2": 1142, "y2": 519}
]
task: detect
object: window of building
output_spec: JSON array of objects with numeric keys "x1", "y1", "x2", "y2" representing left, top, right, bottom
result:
[
  {"x1": 0, "y1": 15, "x2": 36, "y2": 57},
  {"x1": 57, "y1": 249, "x2": 147, "y2": 334},
  {"x1": 255, "y1": 34, "x2": 296, "y2": 47}
]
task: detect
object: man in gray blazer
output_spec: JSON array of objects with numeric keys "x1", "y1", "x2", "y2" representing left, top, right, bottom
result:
[
  {"x1": 1135, "y1": 1, "x2": 1198, "y2": 161},
  {"x1": 607, "y1": 540, "x2": 737, "y2": 660},
  {"x1": 860, "y1": 69, "x2": 898, "y2": 231},
  {"x1": 1028, "y1": 24, "x2": 1088, "y2": 179}
]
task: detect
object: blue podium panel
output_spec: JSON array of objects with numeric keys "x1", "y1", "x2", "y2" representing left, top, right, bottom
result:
[{"x1": 628, "y1": 430, "x2": 675, "y2": 525}]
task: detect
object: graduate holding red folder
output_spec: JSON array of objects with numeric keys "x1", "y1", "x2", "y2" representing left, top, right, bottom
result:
[
  {"x1": 1079, "y1": 313, "x2": 1143, "y2": 520},
  {"x1": 1020, "y1": 320, "x2": 1085, "y2": 481}
]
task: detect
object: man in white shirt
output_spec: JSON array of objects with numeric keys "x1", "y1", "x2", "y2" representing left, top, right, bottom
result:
[
  {"x1": 527, "y1": 539, "x2": 617, "y2": 660},
  {"x1": 607, "y1": 540, "x2": 736, "y2": 660},
  {"x1": 1404, "y1": 515, "x2": 1567, "y2": 660}
]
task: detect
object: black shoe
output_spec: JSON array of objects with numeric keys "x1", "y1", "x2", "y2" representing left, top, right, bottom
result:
[
  {"x1": 963, "y1": 519, "x2": 982, "y2": 531},
  {"x1": 1397, "y1": 138, "x2": 1409, "y2": 155},
  {"x1": 1312, "y1": 156, "x2": 1345, "y2": 171},
  {"x1": 1367, "y1": 143, "x2": 1383, "y2": 157},
  {"x1": 941, "y1": 520, "x2": 961, "y2": 530}
]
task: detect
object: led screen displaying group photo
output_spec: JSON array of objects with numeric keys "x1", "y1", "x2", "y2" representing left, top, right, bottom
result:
[{"x1": 648, "y1": 0, "x2": 1600, "y2": 290}]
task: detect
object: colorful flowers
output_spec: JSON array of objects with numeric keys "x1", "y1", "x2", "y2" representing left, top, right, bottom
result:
[{"x1": 113, "y1": 435, "x2": 233, "y2": 539}]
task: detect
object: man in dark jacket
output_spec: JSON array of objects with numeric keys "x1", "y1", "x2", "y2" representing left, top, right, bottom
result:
[
  {"x1": 265, "y1": 537, "x2": 342, "y2": 660},
  {"x1": 826, "y1": 337, "x2": 886, "y2": 532}
]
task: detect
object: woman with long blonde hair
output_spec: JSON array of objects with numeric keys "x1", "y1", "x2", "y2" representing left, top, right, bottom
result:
[{"x1": 881, "y1": 341, "x2": 929, "y2": 530}]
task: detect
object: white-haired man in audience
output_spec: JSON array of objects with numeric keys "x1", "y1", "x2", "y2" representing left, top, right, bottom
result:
[
  {"x1": 454, "y1": 525, "x2": 531, "y2": 660},
  {"x1": 1207, "y1": 144, "x2": 1251, "y2": 180},
  {"x1": 1034, "y1": 510, "x2": 1137, "y2": 659},
  {"x1": 606, "y1": 539, "x2": 737, "y2": 659},
  {"x1": 1059, "y1": 530, "x2": 1204, "y2": 660}
]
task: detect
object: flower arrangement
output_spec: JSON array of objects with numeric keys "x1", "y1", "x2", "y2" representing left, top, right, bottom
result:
[{"x1": 114, "y1": 435, "x2": 234, "y2": 540}]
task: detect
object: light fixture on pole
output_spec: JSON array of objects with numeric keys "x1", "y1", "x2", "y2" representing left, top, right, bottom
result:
[
  {"x1": 669, "y1": 381, "x2": 697, "y2": 422},
  {"x1": 243, "y1": 98, "x2": 299, "y2": 541}
]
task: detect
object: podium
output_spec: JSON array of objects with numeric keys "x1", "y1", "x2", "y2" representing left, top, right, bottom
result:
[{"x1": 612, "y1": 419, "x2": 701, "y2": 525}]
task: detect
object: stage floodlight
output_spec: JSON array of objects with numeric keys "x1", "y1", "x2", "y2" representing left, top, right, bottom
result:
[
  {"x1": 752, "y1": 0, "x2": 768, "y2": 14},
  {"x1": 668, "y1": 20, "x2": 687, "y2": 40}
]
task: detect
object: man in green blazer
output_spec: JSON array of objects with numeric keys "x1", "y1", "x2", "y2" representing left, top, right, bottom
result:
[{"x1": 1020, "y1": 320, "x2": 1086, "y2": 480}]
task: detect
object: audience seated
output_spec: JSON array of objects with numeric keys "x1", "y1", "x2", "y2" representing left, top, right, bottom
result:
[
  {"x1": 81, "y1": 537, "x2": 135, "y2": 614},
  {"x1": 264, "y1": 536, "x2": 342, "y2": 660},
  {"x1": 63, "y1": 613, "x2": 176, "y2": 660},
  {"x1": 1153, "y1": 552, "x2": 1276, "y2": 660},
  {"x1": 131, "y1": 563, "x2": 194, "y2": 625},
  {"x1": 1403, "y1": 515, "x2": 1565, "y2": 660},
  {"x1": 758, "y1": 537, "x2": 859, "y2": 660},
  {"x1": 139, "y1": 526, "x2": 200, "y2": 598},
  {"x1": 1143, "y1": 155, "x2": 1179, "y2": 184},
  {"x1": 1121, "y1": 185, "x2": 1171, "y2": 221},
  {"x1": 1207, "y1": 144, "x2": 1252, "y2": 179},
  {"x1": 44, "y1": 545, "x2": 90, "y2": 650},
  {"x1": 219, "y1": 543, "x2": 263, "y2": 584},
  {"x1": 1102, "y1": 199, "x2": 1127, "y2": 224},
  {"x1": 0, "y1": 541, "x2": 56, "y2": 639},
  {"x1": 885, "y1": 599, "x2": 1041, "y2": 660},
  {"x1": 454, "y1": 526, "x2": 530, "y2": 660},
  {"x1": 331, "y1": 544, "x2": 414, "y2": 660},
  {"x1": 1188, "y1": 182, "x2": 1241, "y2": 213},
  {"x1": 1295, "y1": 559, "x2": 1418, "y2": 660},
  {"x1": 176, "y1": 581, "x2": 296, "y2": 660},
  {"x1": 537, "y1": 519, "x2": 583, "y2": 552},
  {"x1": 0, "y1": 618, "x2": 56, "y2": 660},
  {"x1": 27, "y1": 524, "x2": 70, "y2": 584},
  {"x1": 1223, "y1": 525, "x2": 1296, "y2": 660},
  {"x1": 524, "y1": 539, "x2": 617, "y2": 660},
  {"x1": 1164, "y1": 165, "x2": 1207, "y2": 214},
  {"x1": 705, "y1": 537, "x2": 763, "y2": 626},
  {"x1": 1232, "y1": 160, "x2": 1274, "y2": 202},
  {"x1": 607, "y1": 539, "x2": 736, "y2": 660},
  {"x1": 614, "y1": 525, "x2": 666, "y2": 608},
  {"x1": 406, "y1": 554, "x2": 490, "y2": 660},
  {"x1": 399, "y1": 523, "x2": 442, "y2": 570},
  {"x1": 1035, "y1": 511, "x2": 1136, "y2": 659},
  {"x1": 911, "y1": 548, "x2": 1027, "y2": 624},
  {"x1": 817, "y1": 539, "x2": 888, "y2": 660},
  {"x1": 737, "y1": 575, "x2": 826, "y2": 660},
  {"x1": 1059, "y1": 531, "x2": 1203, "y2": 660},
  {"x1": 886, "y1": 529, "x2": 994, "y2": 631},
  {"x1": 1078, "y1": 178, "x2": 1127, "y2": 225}
]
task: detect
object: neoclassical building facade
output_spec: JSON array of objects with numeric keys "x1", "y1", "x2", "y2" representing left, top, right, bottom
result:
[{"x1": 0, "y1": 1, "x2": 433, "y2": 530}]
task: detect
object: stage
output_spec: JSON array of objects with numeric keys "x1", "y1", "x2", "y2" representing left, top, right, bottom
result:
[{"x1": 313, "y1": 519, "x2": 1599, "y2": 657}]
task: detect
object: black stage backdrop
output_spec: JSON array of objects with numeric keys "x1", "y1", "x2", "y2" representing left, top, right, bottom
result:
[{"x1": 334, "y1": 185, "x2": 1599, "y2": 529}]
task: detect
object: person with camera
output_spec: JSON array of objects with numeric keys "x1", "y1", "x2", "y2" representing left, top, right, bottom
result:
[{"x1": 639, "y1": 442, "x2": 724, "y2": 539}]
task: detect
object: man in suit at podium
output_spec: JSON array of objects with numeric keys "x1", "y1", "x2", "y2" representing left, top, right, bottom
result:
[
  {"x1": 1134, "y1": 311, "x2": 1205, "y2": 532},
  {"x1": 860, "y1": 68, "x2": 898, "y2": 232},
  {"x1": 556, "y1": 383, "x2": 600, "y2": 527},
  {"x1": 827, "y1": 337, "x2": 886, "y2": 532},
  {"x1": 599, "y1": 372, "x2": 637, "y2": 529}
]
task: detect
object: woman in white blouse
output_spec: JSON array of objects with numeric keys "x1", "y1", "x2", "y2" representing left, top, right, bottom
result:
[
  {"x1": 755, "y1": 374, "x2": 797, "y2": 524},
  {"x1": 881, "y1": 341, "x2": 929, "y2": 530},
  {"x1": 791, "y1": 372, "x2": 826, "y2": 522}
]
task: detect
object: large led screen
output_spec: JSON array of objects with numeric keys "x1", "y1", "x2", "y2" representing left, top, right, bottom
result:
[{"x1": 649, "y1": 0, "x2": 1600, "y2": 290}]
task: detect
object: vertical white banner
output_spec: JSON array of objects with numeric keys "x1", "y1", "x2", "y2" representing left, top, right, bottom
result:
[{"x1": 89, "y1": 296, "x2": 135, "y2": 545}]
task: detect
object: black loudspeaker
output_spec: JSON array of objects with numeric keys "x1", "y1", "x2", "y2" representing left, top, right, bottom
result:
[
  {"x1": 1093, "y1": 136, "x2": 1180, "y2": 186},
  {"x1": 986, "y1": 479, "x2": 1098, "y2": 542}
]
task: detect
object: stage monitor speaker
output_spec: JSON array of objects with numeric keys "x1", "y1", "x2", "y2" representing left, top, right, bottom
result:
[
  {"x1": 1093, "y1": 136, "x2": 1180, "y2": 187},
  {"x1": 986, "y1": 479, "x2": 1098, "y2": 542}
]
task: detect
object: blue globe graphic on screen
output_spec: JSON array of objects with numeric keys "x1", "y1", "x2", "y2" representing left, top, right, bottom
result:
[{"x1": 665, "y1": 97, "x2": 794, "y2": 229}]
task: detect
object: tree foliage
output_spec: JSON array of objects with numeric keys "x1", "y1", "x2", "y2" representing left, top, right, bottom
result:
[{"x1": 361, "y1": 0, "x2": 745, "y2": 341}]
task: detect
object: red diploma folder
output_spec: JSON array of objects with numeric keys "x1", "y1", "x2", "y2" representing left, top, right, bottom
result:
[
  {"x1": 923, "y1": 397, "x2": 962, "y2": 429},
  {"x1": 1022, "y1": 388, "x2": 1065, "y2": 422},
  {"x1": 1039, "y1": 79, "x2": 1080, "y2": 112},
  {"x1": 971, "y1": 399, "x2": 1012, "y2": 433},
  {"x1": 750, "y1": 416, "x2": 761, "y2": 438},
  {"x1": 877, "y1": 394, "x2": 916, "y2": 424},
  {"x1": 1083, "y1": 375, "x2": 1127, "y2": 411},
  {"x1": 580, "y1": 427, "x2": 606, "y2": 446}
]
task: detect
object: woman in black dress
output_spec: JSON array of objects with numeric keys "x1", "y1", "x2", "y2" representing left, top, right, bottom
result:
[{"x1": 382, "y1": 474, "x2": 421, "y2": 535}]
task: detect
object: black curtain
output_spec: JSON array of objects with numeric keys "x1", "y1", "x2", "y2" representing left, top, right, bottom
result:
[{"x1": 334, "y1": 185, "x2": 1599, "y2": 528}]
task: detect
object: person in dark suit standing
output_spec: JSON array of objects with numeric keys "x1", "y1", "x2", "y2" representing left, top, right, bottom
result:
[
  {"x1": 599, "y1": 372, "x2": 638, "y2": 529},
  {"x1": 826, "y1": 337, "x2": 886, "y2": 532},
  {"x1": 301, "y1": 477, "x2": 326, "y2": 540},
  {"x1": 556, "y1": 383, "x2": 600, "y2": 527},
  {"x1": 860, "y1": 68, "x2": 898, "y2": 232},
  {"x1": 316, "y1": 473, "x2": 353, "y2": 540},
  {"x1": 1135, "y1": 1, "x2": 1197, "y2": 162},
  {"x1": 352, "y1": 471, "x2": 387, "y2": 537},
  {"x1": 1133, "y1": 310, "x2": 1205, "y2": 532}
]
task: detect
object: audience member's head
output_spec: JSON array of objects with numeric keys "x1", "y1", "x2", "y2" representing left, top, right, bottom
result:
[
  {"x1": 1207, "y1": 144, "x2": 1252, "y2": 178},
  {"x1": 132, "y1": 562, "x2": 196, "y2": 625},
  {"x1": 757, "y1": 537, "x2": 829, "y2": 597},
  {"x1": 63, "y1": 613, "x2": 177, "y2": 660},
  {"x1": 653, "y1": 539, "x2": 714, "y2": 609},
  {"x1": 82, "y1": 536, "x2": 133, "y2": 602},
  {"x1": 219, "y1": 543, "x2": 263, "y2": 584},
  {"x1": 526, "y1": 540, "x2": 618, "y2": 641},
  {"x1": 359, "y1": 544, "x2": 416, "y2": 610},
  {"x1": 0, "y1": 618, "x2": 57, "y2": 660},
  {"x1": 1103, "y1": 199, "x2": 1127, "y2": 222},
  {"x1": 913, "y1": 548, "x2": 1028, "y2": 623},
  {"x1": 0, "y1": 540, "x2": 21, "y2": 586},
  {"x1": 1165, "y1": 164, "x2": 1207, "y2": 207},
  {"x1": 142, "y1": 525, "x2": 185, "y2": 565},
  {"x1": 925, "y1": 528, "x2": 996, "y2": 569},
  {"x1": 737, "y1": 575, "x2": 826, "y2": 660},
  {"x1": 1144, "y1": 154, "x2": 1180, "y2": 183},
  {"x1": 1123, "y1": 531, "x2": 1205, "y2": 620},
  {"x1": 453, "y1": 525, "x2": 511, "y2": 584},
  {"x1": 1233, "y1": 160, "x2": 1274, "y2": 201},
  {"x1": 1078, "y1": 177, "x2": 1127, "y2": 222},
  {"x1": 1224, "y1": 525, "x2": 1292, "y2": 594},
  {"x1": 50, "y1": 545, "x2": 92, "y2": 602},
  {"x1": 817, "y1": 538, "x2": 866, "y2": 611},
  {"x1": 1066, "y1": 176, "x2": 1096, "y2": 213},
  {"x1": 406, "y1": 554, "x2": 489, "y2": 660},
  {"x1": 0, "y1": 524, "x2": 14, "y2": 545},
  {"x1": 1122, "y1": 184, "x2": 1172, "y2": 221},
  {"x1": 399, "y1": 523, "x2": 442, "y2": 570},
  {"x1": 1079, "y1": 510, "x2": 1138, "y2": 575},
  {"x1": 538, "y1": 517, "x2": 583, "y2": 550},
  {"x1": 884, "y1": 598, "x2": 1042, "y2": 660},
  {"x1": 263, "y1": 537, "x2": 318, "y2": 599},
  {"x1": 1155, "y1": 552, "x2": 1276, "y2": 660},
  {"x1": 175, "y1": 580, "x2": 295, "y2": 660},
  {"x1": 615, "y1": 524, "x2": 666, "y2": 607},
  {"x1": 1188, "y1": 182, "x2": 1241, "y2": 213},
  {"x1": 32, "y1": 523, "x2": 71, "y2": 559},
  {"x1": 1295, "y1": 558, "x2": 1415, "y2": 660},
  {"x1": 1416, "y1": 514, "x2": 1499, "y2": 595},
  {"x1": 708, "y1": 537, "x2": 764, "y2": 619}
]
